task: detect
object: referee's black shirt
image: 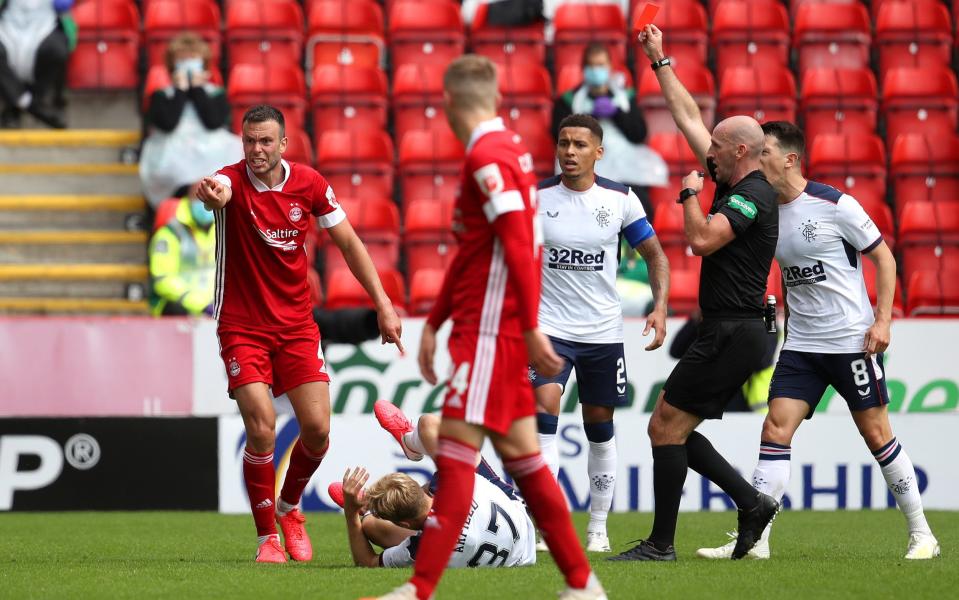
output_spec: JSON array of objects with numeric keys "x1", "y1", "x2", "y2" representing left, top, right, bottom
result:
[{"x1": 700, "y1": 170, "x2": 778, "y2": 317}]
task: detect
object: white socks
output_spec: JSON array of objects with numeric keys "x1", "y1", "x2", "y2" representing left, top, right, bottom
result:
[
  {"x1": 538, "y1": 432, "x2": 560, "y2": 478},
  {"x1": 874, "y1": 437, "x2": 932, "y2": 535},
  {"x1": 276, "y1": 498, "x2": 296, "y2": 517},
  {"x1": 752, "y1": 442, "x2": 791, "y2": 501},
  {"x1": 402, "y1": 429, "x2": 427, "y2": 456},
  {"x1": 587, "y1": 439, "x2": 616, "y2": 533}
]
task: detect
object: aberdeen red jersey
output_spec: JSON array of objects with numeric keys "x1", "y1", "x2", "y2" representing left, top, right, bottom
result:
[
  {"x1": 211, "y1": 159, "x2": 344, "y2": 329},
  {"x1": 427, "y1": 118, "x2": 542, "y2": 338}
]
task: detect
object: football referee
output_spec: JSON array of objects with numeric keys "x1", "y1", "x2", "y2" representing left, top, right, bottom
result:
[{"x1": 610, "y1": 25, "x2": 780, "y2": 562}]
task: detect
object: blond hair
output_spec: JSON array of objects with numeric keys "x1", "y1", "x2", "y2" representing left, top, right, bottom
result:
[
  {"x1": 366, "y1": 473, "x2": 429, "y2": 523},
  {"x1": 443, "y1": 54, "x2": 498, "y2": 112},
  {"x1": 165, "y1": 32, "x2": 211, "y2": 74}
]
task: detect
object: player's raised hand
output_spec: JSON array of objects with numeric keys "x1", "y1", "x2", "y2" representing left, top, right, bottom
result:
[
  {"x1": 524, "y1": 329, "x2": 564, "y2": 378},
  {"x1": 196, "y1": 176, "x2": 231, "y2": 209},
  {"x1": 681, "y1": 170, "x2": 705, "y2": 194},
  {"x1": 643, "y1": 307, "x2": 668, "y2": 351},
  {"x1": 377, "y1": 305, "x2": 404, "y2": 354},
  {"x1": 638, "y1": 25, "x2": 665, "y2": 62},
  {"x1": 342, "y1": 466, "x2": 370, "y2": 515},
  {"x1": 863, "y1": 318, "x2": 891, "y2": 355},
  {"x1": 418, "y1": 323, "x2": 438, "y2": 385}
]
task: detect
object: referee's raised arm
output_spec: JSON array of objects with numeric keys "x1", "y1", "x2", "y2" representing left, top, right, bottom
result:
[{"x1": 638, "y1": 25, "x2": 711, "y2": 168}]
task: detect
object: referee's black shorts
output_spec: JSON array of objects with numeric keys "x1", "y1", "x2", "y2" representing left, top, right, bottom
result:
[{"x1": 663, "y1": 317, "x2": 769, "y2": 419}]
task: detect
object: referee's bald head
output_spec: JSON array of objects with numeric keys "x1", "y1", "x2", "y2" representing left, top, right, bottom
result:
[{"x1": 714, "y1": 115, "x2": 764, "y2": 159}]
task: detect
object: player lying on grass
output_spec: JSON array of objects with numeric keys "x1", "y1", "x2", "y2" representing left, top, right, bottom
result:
[{"x1": 329, "y1": 402, "x2": 536, "y2": 569}]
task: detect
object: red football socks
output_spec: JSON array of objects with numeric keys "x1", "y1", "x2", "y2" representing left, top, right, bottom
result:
[
  {"x1": 280, "y1": 438, "x2": 328, "y2": 507},
  {"x1": 243, "y1": 447, "x2": 277, "y2": 537},
  {"x1": 410, "y1": 437, "x2": 479, "y2": 600},
  {"x1": 503, "y1": 453, "x2": 591, "y2": 589}
]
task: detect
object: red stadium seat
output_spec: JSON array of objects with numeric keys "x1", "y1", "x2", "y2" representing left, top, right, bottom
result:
[
  {"x1": 861, "y1": 258, "x2": 906, "y2": 318},
  {"x1": 392, "y1": 64, "x2": 447, "y2": 144},
  {"x1": 906, "y1": 270, "x2": 959, "y2": 317},
  {"x1": 141, "y1": 64, "x2": 224, "y2": 112},
  {"x1": 325, "y1": 267, "x2": 406, "y2": 312},
  {"x1": 322, "y1": 198, "x2": 400, "y2": 276},
  {"x1": 876, "y1": 0, "x2": 953, "y2": 76},
  {"x1": 638, "y1": 64, "x2": 715, "y2": 135},
  {"x1": 651, "y1": 192, "x2": 709, "y2": 270},
  {"x1": 669, "y1": 269, "x2": 700, "y2": 315},
  {"x1": 553, "y1": 4, "x2": 627, "y2": 75},
  {"x1": 315, "y1": 130, "x2": 395, "y2": 200},
  {"x1": 153, "y1": 197, "x2": 180, "y2": 232},
  {"x1": 631, "y1": 0, "x2": 708, "y2": 68},
  {"x1": 409, "y1": 268, "x2": 447, "y2": 316},
  {"x1": 882, "y1": 67, "x2": 959, "y2": 147},
  {"x1": 767, "y1": 260, "x2": 783, "y2": 305},
  {"x1": 470, "y1": 2, "x2": 546, "y2": 66},
  {"x1": 518, "y1": 127, "x2": 556, "y2": 181},
  {"x1": 719, "y1": 66, "x2": 797, "y2": 123},
  {"x1": 808, "y1": 133, "x2": 887, "y2": 208},
  {"x1": 68, "y1": 0, "x2": 140, "y2": 90},
  {"x1": 398, "y1": 127, "x2": 464, "y2": 205},
  {"x1": 311, "y1": 65, "x2": 388, "y2": 135},
  {"x1": 227, "y1": 64, "x2": 308, "y2": 132},
  {"x1": 793, "y1": 3, "x2": 871, "y2": 77},
  {"x1": 799, "y1": 68, "x2": 878, "y2": 147},
  {"x1": 143, "y1": 0, "x2": 222, "y2": 68},
  {"x1": 712, "y1": 0, "x2": 790, "y2": 80},
  {"x1": 648, "y1": 132, "x2": 715, "y2": 213},
  {"x1": 225, "y1": 1, "x2": 304, "y2": 69},
  {"x1": 898, "y1": 201, "x2": 959, "y2": 278},
  {"x1": 306, "y1": 0, "x2": 385, "y2": 72},
  {"x1": 890, "y1": 133, "x2": 959, "y2": 218},
  {"x1": 388, "y1": 1, "x2": 465, "y2": 74},
  {"x1": 283, "y1": 128, "x2": 315, "y2": 167},
  {"x1": 497, "y1": 62, "x2": 553, "y2": 137},
  {"x1": 405, "y1": 199, "x2": 458, "y2": 276}
]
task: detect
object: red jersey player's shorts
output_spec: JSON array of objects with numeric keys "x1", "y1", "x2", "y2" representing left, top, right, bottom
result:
[
  {"x1": 443, "y1": 329, "x2": 534, "y2": 435},
  {"x1": 217, "y1": 322, "x2": 330, "y2": 397}
]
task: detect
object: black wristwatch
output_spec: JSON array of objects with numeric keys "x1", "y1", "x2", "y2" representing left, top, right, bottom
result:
[
  {"x1": 651, "y1": 57, "x2": 671, "y2": 71},
  {"x1": 677, "y1": 188, "x2": 698, "y2": 204}
]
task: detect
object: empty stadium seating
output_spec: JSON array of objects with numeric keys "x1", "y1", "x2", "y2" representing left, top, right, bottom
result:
[
  {"x1": 497, "y1": 62, "x2": 553, "y2": 137},
  {"x1": 712, "y1": 0, "x2": 790, "y2": 80},
  {"x1": 315, "y1": 129, "x2": 395, "y2": 200},
  {"x1": 793, "y1": 2, "x2": 871, "y2": 76},
  {"x1": 719, "y1": 65, "x2": 797, "y2": 123},
  {"x1": 875, "y1": 0, "x2": 953, "y2": 76},
  {"x1": 227, "y1": 63, "x2": 307, "y2": 131},
  {"x1": 638, "y1": 64, "x2": 716, "y2": 135},
  {"x1": 392, "y1": 64, "x2": 447, "y2": 144},
  {"x1": 404, "y1": 199, "x2": 458, "y2": 277},
  {"x1": 807, "y1": 133, "x2": 887, "y2": 207},
  {"x1": 799, "y1": 68, "x2": 878, "y2": 146},
  {"x1": 890, "y1": 133, "x2": 959, "y2": 218},
  {"x1": 322, "y1": 198, "x2": 400, "y2": 277},
  {"x1": 143, "y1": 0, "x2": 222, "y2": 68},
  {"x1": 388, "y1": 0, "x2": 465, "y2": 74},
  {"x1": 631, "y1": 0, "x2": 708, "y2": 68},
  {"x1": 68, "y1": 0, "x2": 141, "y2": 90},
  {"x1": 225, "y1": 0, "x2": 304, "y2": 69},
  {"x1": 305, "y1": 0, "x2": 385, "y2": 72},
  {"x1": 906, "y1": 270, "x2": 959, "y2": 317},
  {"x1": 398, "y1": 128, "x2": 464, "y2": 205},
  {"x1": 898, "y1": 201, "x2": 959, "y2": 279},
  {"x1": 882, "y1": 67, "x2": 959, "y2": 147},
  {"x1": 310, "y1": 64, "x2": 388, "y2": 134},
  {"x1": 325, "y1": 267, "x2": 406, "y2": 312},
  {"x1": 668, "y1": 269, "x2": 700, "y2": 315},
  {"x1": 553, "y1": 4, "x2": 627, "y2": 74},
  {"x1": 409, "y1": 268, "x2": 446, "y2": 315},
  {"x1": 470, "y1": 2, "x2": 546, "y2": 66}
]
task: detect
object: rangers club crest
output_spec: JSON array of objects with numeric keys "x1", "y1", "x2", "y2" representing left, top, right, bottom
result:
[
  {"x1": 289, "y1": 204, "x2": 303, "y2": 222},
  {"x1": 594, "y1": 207, "x2": 611, "y2": 228},
  {"x1": 229, "y1": 358, "x2": 241, "y2": 377},
  {"x1": 799, "y1": 219, "x2": 818, "y2": 243}
]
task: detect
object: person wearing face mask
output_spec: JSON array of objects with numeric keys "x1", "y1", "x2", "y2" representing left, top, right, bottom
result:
[
  {"x1": 148, "y1": 192, "x2": 216, "y2": 317},
  {"x1": 552, "y1": 43, "x2": 666, "y2": 220},
  {"x1": 607, "y1": 25, "x2": 780, "y2": 564},
  {"x1": 0, "y1": 0, "x2": 75, "y2": 128},
  {"x1": 139, "y1": 32, "x2": 241, "y2": 208}
]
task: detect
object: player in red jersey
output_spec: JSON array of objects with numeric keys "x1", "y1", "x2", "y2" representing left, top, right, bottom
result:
[
  {"x1": 367, "y1": 56, "x2": 607, "y2": 600},
  {"x1": 195, "y1": 105, "x2": 403, "y2": 564}
]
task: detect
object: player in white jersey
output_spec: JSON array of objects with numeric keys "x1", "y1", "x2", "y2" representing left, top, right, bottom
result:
[
  {"x1": 697, "y1": 121, "x2": 939, "y2": 560},
  {"x1": 332, "y1": 403, "x2": 536, "y2": 569},
  {"x1": 530, "y1": 114, "x2": 669, "y2": 552}
]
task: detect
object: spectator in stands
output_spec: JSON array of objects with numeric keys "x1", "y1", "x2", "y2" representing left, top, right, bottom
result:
[
  {"x1": 139, "y1": 32, "x2": 241, "y2": 208},
  {"x1": 552, "y1": 43, "x2": 666, "y2": 218},
  {"x1": 148, "y1": 193, "x2": 215, "y2": 317},
  {"x1": 0, "y1": 0, "x2": 75, "y2": 129}
]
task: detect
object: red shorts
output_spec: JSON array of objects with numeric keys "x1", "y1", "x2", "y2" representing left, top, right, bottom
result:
[
  {"x1": 443, "y1": 330, "x2": 534, "y2": 435},
  {"x1": 217, "y1": 323, "x2": 330, "y2": 397}
]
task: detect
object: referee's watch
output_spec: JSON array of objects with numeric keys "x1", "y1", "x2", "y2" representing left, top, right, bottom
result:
[
  {"x1": 651, "y1": 57, "x2": 671, "y2": 71},
  {"x1": 677, "y1": 187, "x2": 699, "y2": 204}
]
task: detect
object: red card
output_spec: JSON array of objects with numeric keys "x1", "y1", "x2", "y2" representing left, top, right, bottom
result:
[{"x1": 633, "y1": 3, "x2": 660, "y2": 31}]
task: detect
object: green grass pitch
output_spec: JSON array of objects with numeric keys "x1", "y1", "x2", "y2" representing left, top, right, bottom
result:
[{"x1": 1, "y1": 511, "x2": 956, "y2": 599}]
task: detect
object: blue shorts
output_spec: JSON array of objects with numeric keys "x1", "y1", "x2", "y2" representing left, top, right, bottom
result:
[
  {"x1": 529, "y1": 336, "x2": 628, "y2": 407},
  {"x1": 768, "y1": 350, "x2": 890, "y2": 418}
]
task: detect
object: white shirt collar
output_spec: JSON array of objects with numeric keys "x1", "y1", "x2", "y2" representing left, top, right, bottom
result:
[
  {"x1": 466, "y1": 117, "x2": 506, "y2": 153},
  {"x1": 245, "y1": 159, "x2": 291, "y2": 192}
]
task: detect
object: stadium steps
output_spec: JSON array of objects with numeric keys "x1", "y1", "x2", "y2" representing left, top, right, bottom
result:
[{"x1": 0, "y1": 129, "x2": 149, "y2": 315}]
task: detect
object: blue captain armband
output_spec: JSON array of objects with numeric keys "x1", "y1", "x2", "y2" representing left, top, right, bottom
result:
[{"x1": 623, "y1": 217, "x2": 654, "y2": 247}]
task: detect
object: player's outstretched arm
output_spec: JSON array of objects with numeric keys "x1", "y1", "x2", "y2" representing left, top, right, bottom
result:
[
  {"x1": 634, "y1": 235, "x2": 669, "y2": 350},
  {"x1": 342, "y1": 467, "x2": 381, "y2": 568},
  {"x1": 327, "y1": 220, "x2": 404, "y2": 353},
  {"x1": 638, "y1": 25, "x2": 711, "y2": 168},
  {"x1": 195, "y1": 176, "x2": 232, "y2": 211},
  {"x1": 863, "y1": 241, "x2": 895, "y2": 354}
]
